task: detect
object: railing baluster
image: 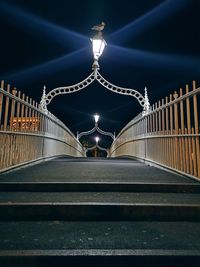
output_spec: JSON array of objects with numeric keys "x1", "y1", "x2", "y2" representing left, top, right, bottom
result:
[
  {"x1": 185, "y1": 127, "x2": 189, "y2": 174},
  {"x1": 155, "y1": 102, "x2": 158, "y2": 134},
  {"x1": 16, "y1": 91, "x2": 21, "y2": 132},
  {"x1": 0, "y1": 80, "x2": 4, "y2": 127},
  {"x1": 158, "y1": 100, "x2": 161, "y2": 133},
  {"x1": 173, "y1": 91, "x2": 179, "y2": 170},
  {"x1": 186, "y1": 84, "x2": 193, "y2": 175},
  {"x1": 161, "y1": 99, "x2": 165, "y2": 164},
  {"x1": 192, "y1": 80, "x2": 200, "y2": 177},
  {"x1": 152, "y1": 104, "x2": 155, "y2": 134},
  {"x1": 10, "y1": 88, "x2": 17, "y2": 131},
  {"x1": 32, "y1": 100, "x2": 36, "y2": 132},
  {"x1": 28, "y1": 98, "x2": 32, "y2": 131},
  {"x1": 24, "y1": 96, "x2": 29, "y2": 132},
  {"x1": 20, "y1": 93, "x2": 25, "y2": 131},
  {"x1": 191, "y1": 127, "x2": 197, "y2": 176},
  {"x1": 4, "y1": 84, "x2": 10, "y2": 131},
  {"x1": 169, "y1": 94, "x2": 175, "y2": 168},
  {"x1": 179, "y1": 88, "x2": 185, "y2": 172},
  {"x1": 165, "y1": 96, "x2": 169, "y2": 166}
]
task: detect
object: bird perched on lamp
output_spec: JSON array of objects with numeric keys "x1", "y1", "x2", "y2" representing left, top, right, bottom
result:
[{"x1": 92, "y1": 22, "x2": 106, "y2": 32}]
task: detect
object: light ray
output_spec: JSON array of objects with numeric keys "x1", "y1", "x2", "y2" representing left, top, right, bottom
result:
[
  {"x1": 110, "y1": 0, "x2": 190, "y2": 44},
  {"x1": 1, "y1": 47, "x2": 89, "y2": 82},
  {"x1": 109, "y1": 45, "x2": 200, "y2": 71},
  {"x1": 0, "y1": 2, "x2": 88, "y2": 48}
]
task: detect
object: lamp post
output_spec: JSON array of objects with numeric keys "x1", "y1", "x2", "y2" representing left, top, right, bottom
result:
[
  {"x1": 91, "y1": 24, "x2": 107, "y2": 77},
  {"x1": 94, "y1": 136, "x2": 99, "y2": 157},
  {"x1": 85, "y1": 136, "x2": 109, "y2": 157},
  {"x1": 40, "y1": 23, "x2": 150, "y2": 123},
  {"x1": 77, "y1": 113, "x2": 115, "y2": 141}
]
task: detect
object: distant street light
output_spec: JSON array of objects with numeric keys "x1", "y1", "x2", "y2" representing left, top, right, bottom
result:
[
  {"x1": 94, "y1": 114, "x2": 100, "y2": 125},
  {"x1": 85, "y1": 135, "x2": 109, "y2": 157},
  {"x1": 77, "y1": 113, "x2": 115, "y2": 141},
  {"x1": 95, "y1": 136, "x2": 100, "y2": 144}
]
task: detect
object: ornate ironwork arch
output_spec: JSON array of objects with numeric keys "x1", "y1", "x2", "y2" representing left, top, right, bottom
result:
[
  {"x1": 85, "y1": 144, "x2": 108, "y2": 156},
  {"x1": 40, "y1": 70, "x2": 150, "y2": 114},
  {"x1": 45, "y1": 73, "x2": 95, "y2": 105},
  {"x1": 77, "y1": 124, "x2": 115, "y2": 141},
  {"x1": 39, "y1": 24, "x2": 150, "y2": 114},
  {"x1": 96, "y1": 71, "x2": 145, "y2": 107}
]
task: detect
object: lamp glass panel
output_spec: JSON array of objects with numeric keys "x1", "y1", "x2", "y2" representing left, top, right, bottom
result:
[
  {"x1": 92, "y1": 39, "x2": 105, "y2": 59},
  {"x1": 94, "y1": 114, "x2": 100, "y2": 123}
]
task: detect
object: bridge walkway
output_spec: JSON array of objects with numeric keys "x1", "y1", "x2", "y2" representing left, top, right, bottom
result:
[{"x1": 0, "y1": 157, "x2": 200, "y2": 266}]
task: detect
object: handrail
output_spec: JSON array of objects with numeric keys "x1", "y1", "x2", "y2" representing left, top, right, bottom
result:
[
  {"x1": 0, "y1": 80, "x2": 85, "y2": 171},
  {"x1": 111, "y1": 81, "x2": 200, "y2": 179}
]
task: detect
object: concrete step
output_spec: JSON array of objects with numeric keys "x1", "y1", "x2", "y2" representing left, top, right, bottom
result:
[
  {"x1": 0, "y1": 191, "x2": 200, "y2": 220},
  {"x1": 0, "y1": 220, "x2": 200, "y2": 250},
  {"x1": 0, "y1": 192, "x2": 200, "y2": 204},
  {"x1": 0, "y1": 221, "x2": 200, "y2": 266},
  {"x1": 0, "y1": 199, "x2": 200, "y2": 221},
  {"x1": 0, "y1": 203, "x2": 200, "y2": 221},
  {"x1": 1, "y1": 252, "x2": 199, "y2": 267},
  {"x1": 0, "y1": 182, "x2": 199, "y2": 192}
]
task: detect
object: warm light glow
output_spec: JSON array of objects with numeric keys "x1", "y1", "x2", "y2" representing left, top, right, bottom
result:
[
  {"x1": 94, "y1": 114, "x2": 100, "y2": 123},
  {"x1": 95, "y1": 136, "x2": 100, "y2": 143},
  {"x1": 92, "y1": 38, "x2": 106, "y2": 60}
]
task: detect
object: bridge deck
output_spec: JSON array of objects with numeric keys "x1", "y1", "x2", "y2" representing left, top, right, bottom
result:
[
  {"x1": 0, "y1": 157, "x2": 200, "y2": 266},
  {"x1": 0, "y1": 157, "x2": 196, "y2": 183}
]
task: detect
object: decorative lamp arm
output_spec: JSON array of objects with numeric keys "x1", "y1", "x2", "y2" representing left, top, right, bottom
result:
[
  {"x1": 77, "y1": 126, "x2": 97, "y2": 140},
  {"x1": 85, "y1": 144, "x2": 97, "y2": 152},
  {"x1": 96, "y1": 126, "x2": 115, "y2": 140}
]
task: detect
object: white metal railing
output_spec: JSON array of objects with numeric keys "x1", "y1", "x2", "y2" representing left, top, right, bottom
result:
[
  {"x1": 0, "y1": 80, "x2": 85, "y2": 171},
  {"x1": 110, "y1": 80, "x2": 200, "y2": 179}
]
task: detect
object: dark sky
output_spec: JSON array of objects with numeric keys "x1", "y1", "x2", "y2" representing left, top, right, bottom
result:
[{"x1": 0, "y1": 0, "x2": 200, "y2": 147}]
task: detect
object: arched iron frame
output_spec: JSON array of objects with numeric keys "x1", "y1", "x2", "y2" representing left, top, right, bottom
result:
[
  {"x1": 40, "y1": 70, "x2": 150, "y2": 115},
  {"x1": 86, "y1": 143, "x2": 109, "y2": 157}
]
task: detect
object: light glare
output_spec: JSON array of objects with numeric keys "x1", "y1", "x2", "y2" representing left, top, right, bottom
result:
[
  {"x1": 94, "y1": 114, "x2": 100, "y2": 123},
  {"x1": 92, "y1": 39, "x2": 106, "y2": 60},
  {"x1": 95, "y1": 136, "x2": 100, "y2": 143}
]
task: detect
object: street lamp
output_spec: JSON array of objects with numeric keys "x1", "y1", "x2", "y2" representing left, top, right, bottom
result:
[
  {"x1": 94, "y1": 114, "x2": 100, "y2": 125},
  {"x1": 77, "y1": 113, "x2": 115, "y2": 140},
  {"x1": 85, "y1": 135, "x2": 109, "y2": 157},
  {"x1": 41, "y1": 23, "x2": 150, "y2": 118},
  {"x1": 92, "y1": 36, "x2": 106, "y2": 58},
  {"x1": 91, "y1": 22, "x2": 107, "y2": 73},
  {"x1": 95, "y1": 136, "x2": 100, "y2": 144}
]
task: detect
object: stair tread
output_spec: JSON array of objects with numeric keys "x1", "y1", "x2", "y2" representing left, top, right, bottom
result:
[
  {"x1": 1, "y1": 249, "x2": 200, "y2": 256},
  {"x1": 0, "y1": 221, "x2": 200, "y2": 251},
  {"x1": 0, "y1": 192, "x2": 200, "y2": 204},
  {"x1": 0, "y1": 182, "x2": 198, "y2": 185},
  {"x1": 0, "y1": 176, "x2": 196, "y2": 183}
]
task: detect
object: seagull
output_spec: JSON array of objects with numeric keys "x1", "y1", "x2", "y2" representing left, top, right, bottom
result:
[{"x1": 91, "y1": 22, "x2": 106, "y2": 32}]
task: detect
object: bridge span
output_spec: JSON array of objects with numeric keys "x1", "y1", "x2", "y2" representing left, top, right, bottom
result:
[
  {"x1": 0, "y1": 78, "x2": 200, "y2": 266},
  {"x1": 0, "y1": 156, "x2": 200, "y2": 266}
]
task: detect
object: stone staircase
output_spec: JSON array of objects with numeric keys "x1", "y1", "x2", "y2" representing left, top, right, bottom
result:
[{"x1": 0, "y1": 157, "x2": 200, "y2": 266}]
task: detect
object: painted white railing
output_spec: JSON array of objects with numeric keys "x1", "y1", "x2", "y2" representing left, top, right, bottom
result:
[
  {"x1": 0, "y1": 80, "x2": 85, "y2": 172},
  {"x1": 110, "y1": 81, "x2": 200, "y2": 179}
]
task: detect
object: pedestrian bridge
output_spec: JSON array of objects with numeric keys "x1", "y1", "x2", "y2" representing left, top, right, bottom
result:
[
  {"x1": 0, "y1": 79, "x2": 199, "y2": 180},
  {"x1": 0, "y1": 79, "x2": 200, "y2": 266}
]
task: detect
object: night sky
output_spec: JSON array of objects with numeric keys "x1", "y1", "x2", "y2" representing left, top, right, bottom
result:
[{"x1": 0, "y1": 0, "x2": 200, "y2": 148}]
